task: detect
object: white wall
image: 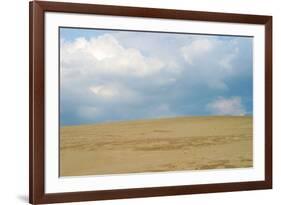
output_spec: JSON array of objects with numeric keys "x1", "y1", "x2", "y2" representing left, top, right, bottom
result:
[{"x1": 0, "y1": 0, "x2": 280, "y2": 204}]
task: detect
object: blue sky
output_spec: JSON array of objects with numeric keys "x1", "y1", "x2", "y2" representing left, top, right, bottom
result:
[{"x1": 60, "y1": 27, "x2": 253, "y2": 126}]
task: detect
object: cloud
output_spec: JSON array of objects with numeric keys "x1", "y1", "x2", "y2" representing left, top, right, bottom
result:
[
  {"x1": 206, "y1": 96, "x2": 246, "y2": 116},
  {"x1": 90, "y1": 85, "x2": 119, "y2": 98},
  {"x1": 181, "y1": 38, "x2": 213, "y2": 64},
  {"x1": 89, "y1": 83, "x2": 139, "y2": 103},
  {"x1": 218, "y1": 47, "x2": 239, "y2": 70},
  {"x1": 61, "y1": 34, "x2": 165, "y2": 77},
  {"x1": 60, "y1": 29, "x2": 253, "y2": 125},
  {"x1": 180, "y1": 37, "x2": 245, "y2": 90}
]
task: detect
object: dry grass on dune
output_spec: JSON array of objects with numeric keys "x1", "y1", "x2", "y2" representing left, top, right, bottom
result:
[{"x1": 60, "y1": 116, "x2": 253, "y2": 176}]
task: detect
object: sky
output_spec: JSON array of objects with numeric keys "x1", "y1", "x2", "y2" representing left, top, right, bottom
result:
[{"x1": 60, "y1": 27, "x2": 253, "y2": 126}]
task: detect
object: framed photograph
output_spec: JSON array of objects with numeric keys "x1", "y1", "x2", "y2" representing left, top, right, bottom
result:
[{"x1": 29, "y1": 1, "x2": 272, "y2": 204}]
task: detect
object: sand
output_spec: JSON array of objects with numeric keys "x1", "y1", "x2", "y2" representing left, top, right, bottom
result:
[{"x1": 60, "y1": 116, "x2": 253, "y2": 176}]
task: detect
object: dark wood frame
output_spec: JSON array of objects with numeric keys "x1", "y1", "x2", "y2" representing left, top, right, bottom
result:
[{"x1": 29, "y1": 1, "x2": 272, "y2": 204}]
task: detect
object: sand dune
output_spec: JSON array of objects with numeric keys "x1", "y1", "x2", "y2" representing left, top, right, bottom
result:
[{"x1": 60, "y1": 116, "x2": 253, "y2": 176}]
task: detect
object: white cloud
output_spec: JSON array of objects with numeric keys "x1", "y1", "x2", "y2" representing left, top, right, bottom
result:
[
  {"x1": 207, "y1": 96, "x2": 246, "y2": 116},
  {"x1": 60, "y1": 30, "x2": 252, "y2": 125},
  {"x1": 61, "y1": 34, "x2": 165, "y2": 77},
  {"x1": 90, "y1": 85, "x2": 118, "y2": 98},
  {"x1": 89, "y1": 83, "x2": 140, "y2": 105},
  {"x1": 88, "y1": 34, "x2": 123, "y2": 60},
  {"x1": 218, "y1": 47, "x2": 239, "y2": 71},
  {"x1": 181, "y1": 38, "x2": 213, "y2": 64},
  {"x1": 180, "y1": 38, "x2": 242, "y2": 90}
]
